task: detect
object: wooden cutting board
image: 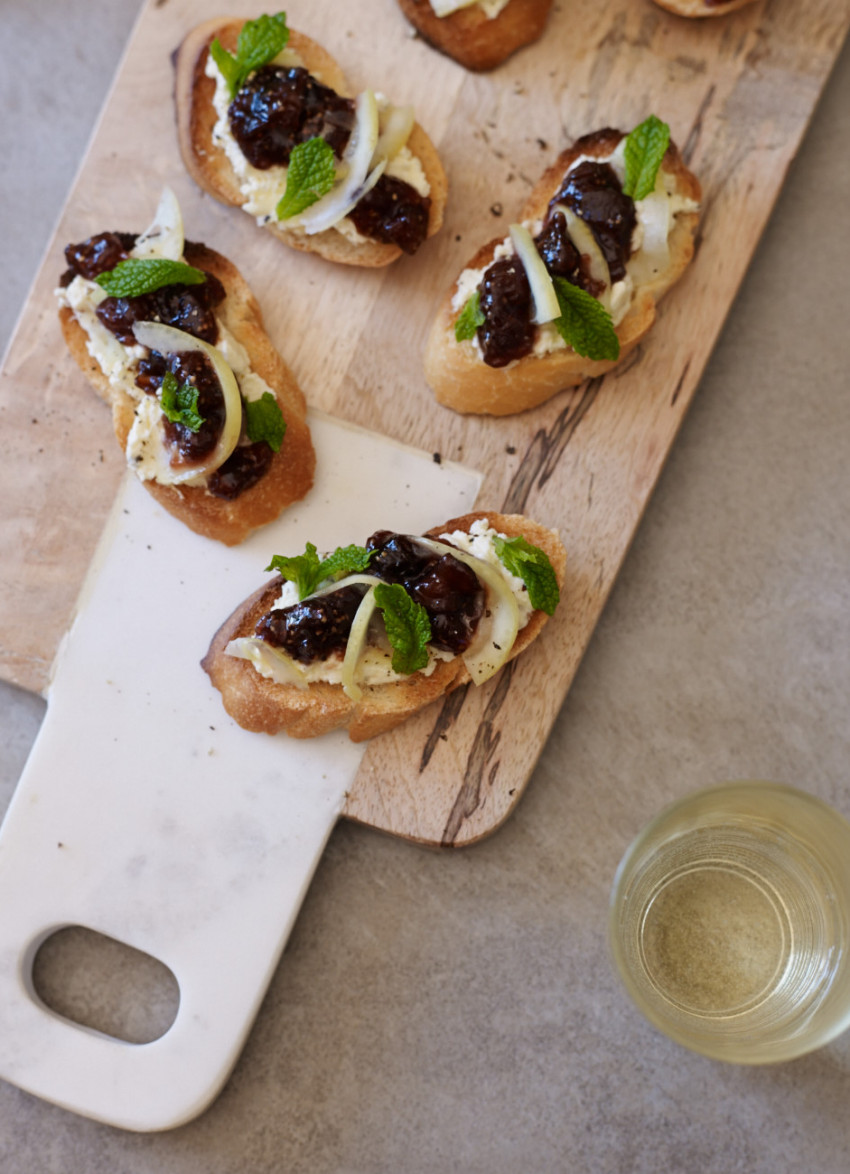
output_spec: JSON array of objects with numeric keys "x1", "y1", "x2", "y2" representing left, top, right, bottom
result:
[{"x1": 2, "y1": 0, "x2": 847, "y2": 849}]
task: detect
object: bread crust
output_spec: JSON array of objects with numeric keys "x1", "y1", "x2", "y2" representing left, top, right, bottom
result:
[
  {"x1": 59, "y1": 240, "x2": 315, "y2": 546},
  {"x1": 201, "y1": 511, "x2": 566, "y2": 742},
  {"x1": 397, "y1": 0, "x2": 553, "y2": 72},
  {"x1": 651, "y1": 0, "x2": 757, "y2": 16},
  {"x1": 174, "y1": 18, "x2": 448, "y2": 267},
  {"x1": 424, "y1": 127, "x2": 701, "y2": 416}
]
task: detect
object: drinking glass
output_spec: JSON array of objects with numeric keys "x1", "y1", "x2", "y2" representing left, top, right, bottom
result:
[{"x1": 609, "y1": 781, "x2": 850, "y2": 1063}]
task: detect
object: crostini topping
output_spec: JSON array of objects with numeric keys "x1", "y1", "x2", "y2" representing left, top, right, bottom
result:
[
  {"x1": 266, "y1": 543, "x2": 374, "y2": 599},
  {"x1": 231, "y1": 521, "x2": 558, "y2": 693},
  {"x1": 428, "y1": 0, "x2": 511, "y2": 16},
  {"x1": 452, "y1": 117, "x2": 695, "y2": 367},
  {"x1": 207, "y1": 24, "x2": 432, "y2": 253},
  {"x1": 454, "y1": 289, "x2": 486, "y2": 342},
  {"x1": 623, "y1": 114, "x2": 671, "y2": 201},
  {"x1": 210, "y1": 11, "x2": 291, "y2": 100},
  {"x1": 372, "y1": 582, "x2": 432, "y2": 675},
  {"x1": 159, "y1": 369, "x2": 205, "y2": 433},
  {"x1": 286, "y1": 89, "x2": 386, "y2": 235},
  {"x1": 509, "y1": 223, "x2": 560, "y2": 325},
  {"x1": 550, "y1": 160, "x2": 636, "y2": 283},
  {"x1": 229, "y1": 65, "x2": 355, "y2": 169},
  {"x1": 275, "y1": 136, "x2": 337, "y2": 219},
  {"x1": 95, "y1": 258, "x2": 207, "y2": 299},
  {"x1": 57, "y1": 190, "x2": 288, "y2": 500},
  {"x1": 243, "y1": 391, "x2": 287, "y2": 452},
  {"x1": 132, "y1": 321, "x2": 242, "y2": 482},
  {"x1": 551, "y1": 278, "x2": 620, "y2": 362},
  {"x1": 490, "y1": 534, "x2": 560, "y2": 615}
]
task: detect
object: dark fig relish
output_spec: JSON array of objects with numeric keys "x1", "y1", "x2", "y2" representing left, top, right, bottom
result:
[
  {"x1": 225, "y1": 64, "x2": 431, "y2": 253},
  {"x1": 348, "y1": 175, "x2": 432, "y2": 256},
  {"x1": 155, "y1": 351, "x2": 227, "y2": 464},
  {"x1": 62, "y1": 229, "x2": 226, "y2": 346},
  {"x1": 477, "y1": 257, "x2": 535, "y2": 369},
  {"x1": 95, "y1": 270, "x2": 226, "y2": 347},
  {"x1": 208, "y1": 441, "x2": 274, "y2": 500},
  {"x1": 258, "y1": 531, "x2": 486, "y2": 667},
  {"x1": 257, "y1": 584, "x2": 367, "y2": 664},
  {"x1": 229, "y1": 65, "x2": 355, "y2": 168},
  {"x1": 549, "y1": 159, "x2": 635, "y2": 283},
  {"x1": 61, "y1": 231, "x2": 136, "y2": 284}
]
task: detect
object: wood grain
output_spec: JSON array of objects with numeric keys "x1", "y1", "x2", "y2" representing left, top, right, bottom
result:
[{"x1": 0, "y1": 0, "x2": 847, "y2": 846}]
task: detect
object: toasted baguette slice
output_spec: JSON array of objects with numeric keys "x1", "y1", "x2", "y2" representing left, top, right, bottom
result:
[
  {"x1": 59, "y1": 240, "x2": 315, "y2": 545},
  {"x1": 397, "y1": 0, "x2": 553, "y2": 72},
  {"x1": 651, "y1": 0, "x2": 757, "y2": 15},
  {"x1": 424, "y1": 127, "x2": 701, "y2": 416},
  {"x1": 202, "y1": 511, "x2": 566, "y2": 742},
  {"x1": 174, "y1": 18, "x2": 448, "y2": 267}
]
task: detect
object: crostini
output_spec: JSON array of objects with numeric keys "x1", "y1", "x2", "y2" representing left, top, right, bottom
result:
[
  {"x1": 202, "y1": 511, "x2": 566, "y2": 741},
  {"x1": 424, "y1": 117, "x2": 701, "y2": 416},
  {"x1": 397, "y1": 0, "x2": 553, "y2": 72},
  {"x1": 651, "y1": 0, "x2": 757, "y2": 16},
  {"x1": 56, "y1": 187, "x2": 315, "y2": 545},
  {"x1": 174, "y1": 11, "x2": 448, "y2": 267}
]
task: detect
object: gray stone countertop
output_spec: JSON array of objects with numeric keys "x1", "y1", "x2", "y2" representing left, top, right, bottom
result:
[{"x1": 1, "y1": 1, "x2": 849, "y2": 1170}]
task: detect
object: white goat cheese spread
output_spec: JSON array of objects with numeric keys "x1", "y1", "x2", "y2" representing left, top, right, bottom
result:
[
  {"x1": 205, "y1": 56, "x2": 429, "y2": 232},
  {"x1": 257, "y1": 520, "x2": 532, "y2": 688},
  {"x1": 429, "y1": 0, "x2": 511, "y2": 17},
  {"x1": 451, "y1": 137, "x2": 699, "y2": 360}
]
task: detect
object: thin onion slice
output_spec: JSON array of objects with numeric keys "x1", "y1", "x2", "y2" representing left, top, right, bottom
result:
[
  {"x1": 132, "y1": 187, "x2": 184, "y2": 262},
  {"x1": 341, "y1": 587, "x2": 379, "y2": 702},
  {"x1": 551, "y1": 203, "x2": 612, "y2": 310},
  {"x1": 225, "y1": 638, "x2": 309, "y2": 690},
  {"x1": 131, "y1": 321, "x2": 242, "y2": 485},
  {"x1": 509, "y1": 223, "x2": 561, "y2": 325},
  {"x1": 288, "y1": 90, "x2": 383, "y2": 235},
  {"x1": 415, "y1": 537, "x2": 520, "y2": 685}
]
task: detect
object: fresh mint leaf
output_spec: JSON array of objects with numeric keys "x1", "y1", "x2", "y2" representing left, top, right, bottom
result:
[
  {"x1": 209, "y1": 38, "x2": 241, "y2": 98},
  {"x1": 373, "y1": 582, "x2": 431, "y2": 675},
  {"x1": 159, "y1": 370, "x2": 205, "y2": 433},
  {"x1": 454, "y1": 290, "x2": 485, "y2": 342},
  {"x1": 266, "y1": 543, "x2": 322, "y2": 599},
  {"x1": 265, "y1": 543, "x2": 373, "y2": 600},
  {"x1": 95, "y1": 258, "x2": 206, "y2": 298},
  {"x1": 552, "y1": 277, "x2": 620, "y2": 362},
  {"x1": 318, "y1": 545, "x2": 374, "y2": 583},
  {"x1": 492, "y1": 535, "x2": 560, "y2": 616},
  {"x1": 275, "y1": 138, "x2": 337, "y2": 220},
  {"x1": 210, "y1": 12, "x2": 290, "y2": 100},
  {"x1": 244, "y1": 392, "x2": 286, "y2": 452},
  {"x1": 623, "y1": 114, "x2": 671, "y2": 201}
]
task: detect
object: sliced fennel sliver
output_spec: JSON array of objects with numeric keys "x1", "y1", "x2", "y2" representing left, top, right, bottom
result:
[
  {"x1": 415, "y1": 537, "x2": 520, "y2": 685},
  {"x1": 288, "y1": 89, "x2": 383, "y2": 235},
  {"x1": 305, "y1": 573, "x2": 383, "y2": 602},
  {"x1": 131, "y1": 321, "x2": 242, "y2": 485},
  {"x1": 340, "y1": 586, "x2": 379, "y2": 702},
  {"x1": 372, "y1": 103, "x2": 415, "y2": 168},
  {"x1": 132, "y1": 186, "x2": 184, "y2": 262},
  {"x1": 225, "y1": 637, "x2": 309, "y2": 690},
  {"x1": 270, "y1": 46, "x2": 304, "y2": 69},
  {"x1": 633, "y1": 185, "x2": 672, "y2": 273},
  {"x1": 429, "y1": 0, "x2": 479, "y2": 14},
  {"x1": 551, "y1": 203, "x2": 612, "y2": 311},
  {"x1": 509, "y1": 223, "x2": 561, "y2": 326}
]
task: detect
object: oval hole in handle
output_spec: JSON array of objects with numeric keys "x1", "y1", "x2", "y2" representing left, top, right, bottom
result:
[{"x1": 32, "y1": 926, "x2": 179, "y2": 1045}]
